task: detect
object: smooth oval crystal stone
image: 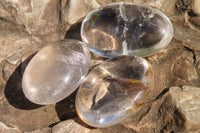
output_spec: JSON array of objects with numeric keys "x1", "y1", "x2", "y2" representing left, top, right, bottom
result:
[
  {"x1": 22, "y1": 39, "x2": 90, "y2": 105},
  {"x1": 75, "y1": 56, "x2": 153, "y2": 127},
  {"x1": 81, "y1": 2, "x2": 173, "y2": 57}
]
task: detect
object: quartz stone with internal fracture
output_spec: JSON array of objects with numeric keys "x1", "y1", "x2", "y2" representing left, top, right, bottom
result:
[
  {"x1": 76, "y1": 56, "x2": 154, "y2": 127},
  {"x1": 81, "y1": 2, "x2": 173, "y2": 57},
  {"x1": 22, "y1": 39, "x2": 90, "y2": 105}
]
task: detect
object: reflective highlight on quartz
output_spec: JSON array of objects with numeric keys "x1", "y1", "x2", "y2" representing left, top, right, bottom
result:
[
  {"x1": 81, "y1": 2, "x2": 173, "y2": 57},
  {"x1": 22, "y1": 39, "x2": 90, "y2": 105},
  {"x1": 76, "y1": 56, "x2": 153, "y2": 127}
]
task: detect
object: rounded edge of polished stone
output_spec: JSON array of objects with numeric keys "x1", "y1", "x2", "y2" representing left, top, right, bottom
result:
[
  {"x1": 81, "y1": 2, "x2": 174, "y2": 58},
  {"x1": 75, "y1": 55, "x2": 153, "y2": 128},
  {"x1": 22, "y1": 39, "x2": 91, "y2": 105}
]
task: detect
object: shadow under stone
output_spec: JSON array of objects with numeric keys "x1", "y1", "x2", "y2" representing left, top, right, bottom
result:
[
  {"x1": 65, "y1": 21, "x2": 82, "y2": 41},
  {"x1": 55, "y1": 90, "x2": 97, "y2": 129},
  {"x1": 4, "y1": 54, "x2": 43, "y2": 110},
  {"x1": 55, "y1": 90, "x2": 77, "y2": 121}
]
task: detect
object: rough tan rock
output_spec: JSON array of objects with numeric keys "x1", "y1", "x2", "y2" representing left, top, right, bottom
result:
[
  {"x1": 122, "y1": 86, "x2": 200, "y2": 133},
  {"x1": 52, "y1": 118, "x2": 135, "y2": 133},
  {"x1": 0, "y1": 122, "x2": 22, "y2": 133},
  {"x1": 122, "y1": 92, "x2": 185, "y2": 133},
  {"x1": 170, "y1": 86, "x2": 200, "y2": 123},
  {"x1": 61, "y1": 0, "x2": 99, "y2": 25},
  {"x1": 25, "y1": 127, "x2": 51, "y2": 133},
  {"x1": 172, "y1": 0, "x2": 200, "y2": 50},
  {"x1": 52, "y1": 118, "x2": 98, "y2": 133},
  {"x1": 191, "y1": 0, "x2": 200, "y2": 16},
  {"x1": 172, "y1": 59, "x2": 198, "y2": 82},
  {"x1": 145, "y1": 39, "x2": 199, "y2": 102},
  {"x1": 0, "y1": 0, "x2": 61, "y2": 41},
  {"x1": 196, "y1": 51, "x2": 200, "y2": 75},
  {"x1": 0, "y1": 97, "x2": 59, "y2": 131},
  {"x1": 0, "y1": 2, "x2": 14, "y2": 22},
  {"x1": 0, "y1": 29, "x2": 39, "y2": 64},
  {"x1": 172, "y1": 14, "x2": 200, "y2": 50},
  {"x1": 94, "y1": 0, "x2": 125, "y2": 6}
]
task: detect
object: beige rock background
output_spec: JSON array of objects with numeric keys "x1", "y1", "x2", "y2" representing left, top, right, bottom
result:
[{"x1": 0, "y1": 0, "x2": 200, "y2": 132}]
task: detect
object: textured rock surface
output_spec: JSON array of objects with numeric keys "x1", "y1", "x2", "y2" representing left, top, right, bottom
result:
[
  {"x1": 0, "y1": 122, "x2": 21, "y2": 133},
  {"x1": 26, "y1": 128, "x2": 51, "y2": 133},
  {"x1": 52, "y1": 118, "x2": 135, "y2": 133},
  {"x1": 170, "y1": 86, "x2": 200, "y2": 124},
  {"x1": 172, "y1": 0, "x2": 200, "y2": 50},
  {"x1": 122, "y1": 86, "x2": 200, "y2": 133},
  {"x1": 0, "y1": 0, "x2": 61, "y2": 41},
  {"x1": 0, "y1": 0, "x2": 200, "y2": 132}
]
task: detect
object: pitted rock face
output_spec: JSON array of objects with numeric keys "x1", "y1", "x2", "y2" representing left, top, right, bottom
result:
[
  {"x1": 22, "y1": 39, "x2": 90, "y2": 105},
  {"x1": 81, "y1": 2, "x2": 173, "y2": 57},
  {"x1": 76, "y1": 56, "x2": 154, "y2": 128}
]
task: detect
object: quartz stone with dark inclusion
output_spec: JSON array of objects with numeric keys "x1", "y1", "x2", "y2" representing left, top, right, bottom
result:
[
  {"x1": 75, "y1": 56, "x2": 154, "y2": 127},
  {"x1": 81, "y1": 2, "x2": 173, "y2": 57},
  {"x1": 22, "y1": 39, "x2": 90, "y2": 105}
]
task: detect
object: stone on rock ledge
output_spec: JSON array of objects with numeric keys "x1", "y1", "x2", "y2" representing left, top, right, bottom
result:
[
  {"x1": 81, "y1": 2, "x2": 173, "y2": 58},
  {"x1": 0, "y1": 0, "x2": 200, "y2": 132}
]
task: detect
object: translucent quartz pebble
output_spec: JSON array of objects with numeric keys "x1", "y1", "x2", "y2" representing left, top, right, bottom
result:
[
  {"x1": 76, "y1": 56, "x2": 153, "y2": 127},
  {"x1": 81, "y1": 2, "x2": 173, "y2": 57},
  {"x1": 22, "y1": 39, "x2": 90, "y2": 105}
]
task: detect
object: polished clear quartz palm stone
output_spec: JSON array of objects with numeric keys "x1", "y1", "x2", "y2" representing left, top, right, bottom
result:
[
  {"x1": 22, "y1": 39, "x2": 90, "y2": 105},
  {"x1": 81, "y1": 2, "x2": 173, "y2": 57},
  {"x1": 76, "y1": 56, "x2": 153, "y2": 127}
]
